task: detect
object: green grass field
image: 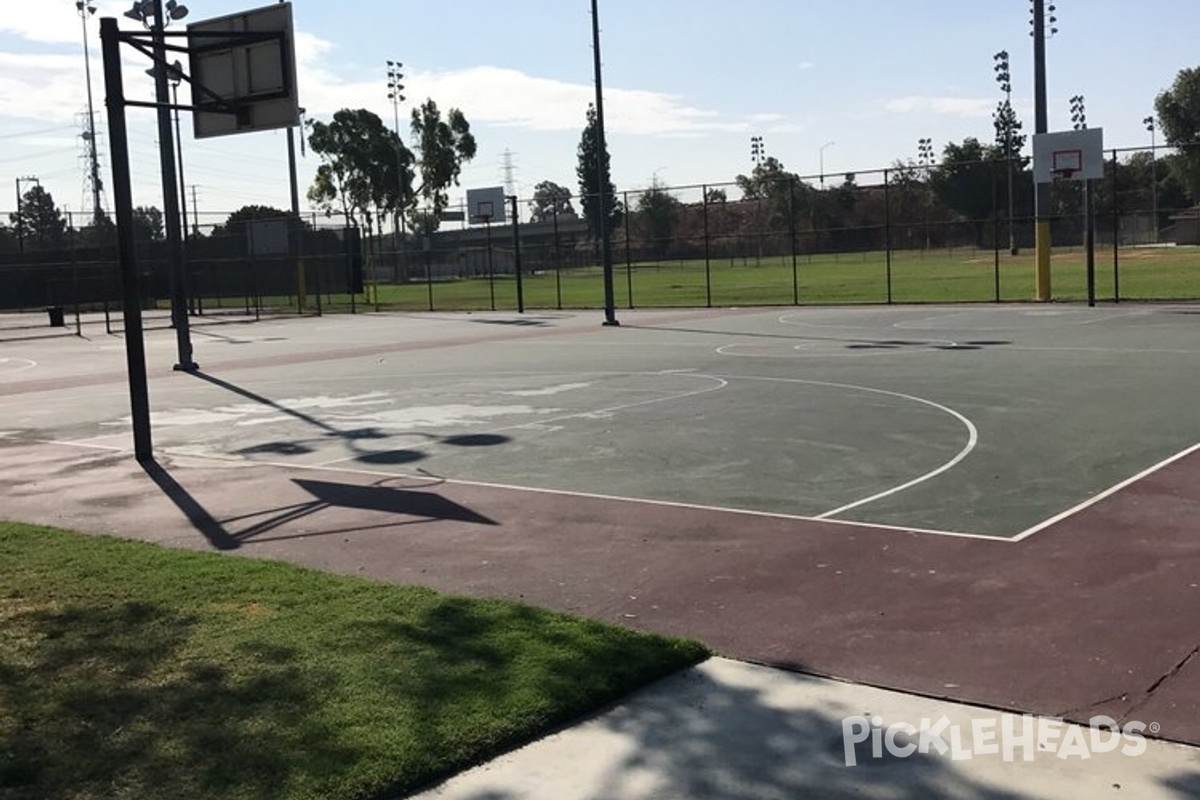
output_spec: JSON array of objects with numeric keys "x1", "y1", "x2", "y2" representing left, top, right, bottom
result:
[
  {"x1": 0, "y1": 522, "x2": 706, "y2": 800},
  {"x1": 257, "y1": 245, "x2": 1200, "y2": 315}
]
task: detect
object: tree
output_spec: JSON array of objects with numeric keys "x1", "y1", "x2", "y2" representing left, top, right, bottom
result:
[
  {"x1": 635, "y1": 178, "x2": 683, "y2": 257},
  {"x1": 734, "y1": 156, "x2": 809, "y2": 231},
  {"x1": 576, "y1": 102, "x2": 623, "y2": 239},
  {"x1": 529, "y1": 180, "x2": 575, "y2": 223},
  {"x1": 929, "y1": 138, "x2": 1003, "y2": 224},
  {"x1": 1155, "y1": 67, "x2": 1200, "y2": 200},
  {"x1": 410, "y1": 99, "x2": 477, "y2": 218},
  {"x1": 209, "y1": 205, "x2": 305, "y2": 239},
  {"x1": 9, "y1": 184, "x2": 66, "y2": 251},
  {"x1": 704, "y1": 187, "x2": 728, "y2": 205},
  {"x1": 308, "y1": 108, "x2": 413, "y2": 237},
  {"x1": 992, "y1": 99, "x2": 1028, "y2": 163},
  {"x1": 131, "y1": 206, "x2": 163, "y2": 242}
]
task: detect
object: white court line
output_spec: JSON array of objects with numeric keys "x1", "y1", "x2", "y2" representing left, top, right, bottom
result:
[
  {"x1": 28, "y1": 436, "x2": 1200, "y2": 545},
  {"x1": 212, "y1": 456, "x2": 999, "y2": 541},
  {"x1": 706, "y1": 373, "x2": 978, "y2": 520},
  {"x1": 715, "y1": 341, "x2": 960, "y2": 359},
  {"x1": 0, "y1": 357, "x2": 38, "y2": 375},
  {"x1": 1010, "y1": 441, "x2": 1200, "y2": 542},
  {"x1": 891, "y1": 308, "x2": 1142, "y2": 332}
]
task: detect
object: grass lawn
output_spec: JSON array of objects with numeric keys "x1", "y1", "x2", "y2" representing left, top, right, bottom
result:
[
  {"x1": 268, "y1": 245, "x2": 1200, "y2": 314},
  {"x1": 0, "y1": 522, "x2": 707, "y2": 800}
]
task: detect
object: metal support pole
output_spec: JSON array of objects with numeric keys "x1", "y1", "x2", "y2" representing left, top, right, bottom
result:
[
  {"x1": 509, "y1": 195, "x2": 524, "y2": 313},
  {"x1": 1111, "y1": 148, "x2": 1121, "y2": 303},
  {"x1": 703, "y1": 185, "x2": 713, "y2": 308},
  {"x1": 591, "y1": 0, "x2": 618, "y2": 326},
  {"x1": 884, "y1": 168, "x2": 893, "y2": 304},
  {"x1": 1085, "y1": 178, "x2": 1096, "y2": 307},
  {"x1": 150, "y1": 0, "x2": 195, "y2": 370},
  {"x1": 101, "y1": 17, "x2": 152, "y2": 462},
  {"x1": 287, "y1": 125, "x2": 306, "y2": 312},
  {"x1": 1033, "y1": 0, "x2": 1052, "y2": 301}
]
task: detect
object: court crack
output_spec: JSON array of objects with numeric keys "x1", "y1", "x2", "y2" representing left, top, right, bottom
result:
[{"x1": 1058, "y1": 643, "x2": 1200, "y2": 723}]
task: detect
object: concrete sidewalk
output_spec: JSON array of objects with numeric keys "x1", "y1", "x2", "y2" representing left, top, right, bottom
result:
[
  {"x1": 417, "y1": 658, "x2": 1199, "y2": 800},
  {"x1": 415, "y1": 662, "x2": 1200, "y2": 796}
]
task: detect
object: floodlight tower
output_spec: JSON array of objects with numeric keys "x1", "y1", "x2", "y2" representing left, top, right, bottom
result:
[
  {"x1": 1144, "y1": 115, "x2": 1159, "y2": 242},
  {"x1": 1030, "y1": 0, "x2": 1057, "y2": 301},
  {"x1": 590, "y1": 0, "x2": 617, "y2": 326},
  {"x1": 386, "y1": 60, "x2": 406, "y2": 244},
  {"x1": 918, "y1": 137, "x2": 934, "y2": 250},
  {"x1": 750, "y1": 135, "x2": 764, "y2": 167},
  {"x1": 125, "y1": 0, "x2": 196, "y2": 371},
  {"x1": 76, "y1": 1, "x2": 105, "y2": 225}
]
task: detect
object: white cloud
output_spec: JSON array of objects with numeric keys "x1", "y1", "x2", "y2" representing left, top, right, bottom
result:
[{"x1": 884, "y1": 95, "x2": 995, "y2": 118}]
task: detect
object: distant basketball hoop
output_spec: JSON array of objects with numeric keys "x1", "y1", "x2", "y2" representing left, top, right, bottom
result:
[
  {"x1": 466, "y1": 187, "x2": 507, "y2": 225},
  {"x1": 1033, "y1": 129, "x2": 1103, "y2": 184}
]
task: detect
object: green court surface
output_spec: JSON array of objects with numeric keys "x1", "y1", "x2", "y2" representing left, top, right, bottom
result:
[{"x1": 3, "y1": 304, "x2": 1199, "y2": 538}]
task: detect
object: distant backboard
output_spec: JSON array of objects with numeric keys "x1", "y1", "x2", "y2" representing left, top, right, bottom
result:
[
  {"x1": 1033, "y1": 128, "x2": 1104, "y2": 183},
  {"x1": 187, "y1": 2, "x2": 299, "y2": 139},
  {"x1": 466, "y1": 187, "x2": 507, "y2": 224}
]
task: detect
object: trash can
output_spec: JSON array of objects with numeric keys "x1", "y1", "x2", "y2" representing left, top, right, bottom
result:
[{"x1": 46, "y1": 306, "x2": 65, "y2": 327}]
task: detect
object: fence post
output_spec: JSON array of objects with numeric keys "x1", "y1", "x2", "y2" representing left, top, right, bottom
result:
[
  {"x1": 789, "y1": 178, "x2": 799, "y2": 305},
  {"x1": 552, "y1": 203, "x2": 563, "y2": 309},
  {"x1": 509, "y1": 195, "x2": 524, "y2": 313},
  {"x1": 1111, "y1": 148, "x2": 1120, "y2": 303},
  {"x1": 701, "y1": 185, "x2": 712, "y2": 307},
  {"x1": 623, "y1": 190, "x2": 633, "y2": 309},
  {"x1": 993, "y1": 158, "x2": 1001, "y2": 302},
  {"x1": 884, "y1": 168, "x2": 893, "y2": 304}
]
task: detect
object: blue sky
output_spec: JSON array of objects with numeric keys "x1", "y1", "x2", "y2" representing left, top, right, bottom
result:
[{"x1": 2, "y1": 0, "x2": 1199, "y2": 223}]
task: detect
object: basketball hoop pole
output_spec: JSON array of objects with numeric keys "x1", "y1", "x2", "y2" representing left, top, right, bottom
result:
[{"x1": 100, "y1": 17, "x2": 152, "y2": 462}]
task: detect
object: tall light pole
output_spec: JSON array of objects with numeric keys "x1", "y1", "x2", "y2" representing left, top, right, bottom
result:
[
  {"x1": 386, "y1": 59, "x2": 406, "y2": 249},
  {"x1": 1070, "y1": 94, "x2": 1096, "y2": 306},
  {"x1": 994, "y1": 49, "x2": 1017, "y2": 255},
  {"x1": 591, "y1": 0, "x2": 618, "y2": 326},
  {"x1": 1031, "y1": 0, "x2": 1057, "y2": 301},
  {"x1": 147, "y1": 60, "x2": 188, "y2": 246},
  {"x1": 750, "y1": 135, "x2": 764, "y2": 167},
  {"x1": 1144, "y1": 115, "x2": 1159, "y2": 243},
  {"x1": 76, "y1": 1, "x2": 105, "y2": 226},
  {"x1": 819, "y1": 140, "x2": 835, "y2": 188},
  {"x1": 125, "y1": 0, "x2": 196, "y2": 371},
  {"x1": 918, "y1": 137, "x2": 934, "y2": 250}
]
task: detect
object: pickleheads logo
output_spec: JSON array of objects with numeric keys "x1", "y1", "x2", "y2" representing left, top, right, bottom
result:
[{"x1": 842, "y1": 714, "x2": 1156, "y2": 767}]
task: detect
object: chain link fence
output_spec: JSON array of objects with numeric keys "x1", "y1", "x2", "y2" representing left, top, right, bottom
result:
[{"x1": 3, "y1": 144, "x2": 1200, "y2": 329}]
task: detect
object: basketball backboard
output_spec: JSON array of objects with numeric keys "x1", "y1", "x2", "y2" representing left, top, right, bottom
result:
[
  {"x1": 187, "y1": 2, "x2": 299, "y2": 139},
  {"x1": 1033, "y1": 128, "x2": 1104, "y2": 183},
  {"x1": 466, "y1": 187, "x2": 507, "y2": 224}
]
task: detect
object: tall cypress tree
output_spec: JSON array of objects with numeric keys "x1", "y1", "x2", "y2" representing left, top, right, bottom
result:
[{"x1": 576, "y1": 103, "x2": 622, "y2": 239}]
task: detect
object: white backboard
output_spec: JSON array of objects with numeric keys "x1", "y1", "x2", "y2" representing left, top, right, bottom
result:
[
  {"x1": 1033, "y1": 128, "x2": 1104, "y2": 183},
  {"x1": 466, "y1": 187, "x2": 507, "y2": 224},
  {"x1": 187, "y1": 2, "x2": 299, "y2": 139}
]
